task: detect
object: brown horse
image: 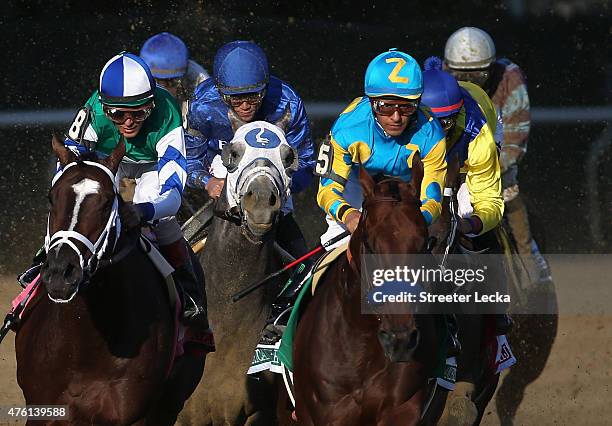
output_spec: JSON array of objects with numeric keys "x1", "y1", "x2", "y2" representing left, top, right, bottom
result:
[
  {"x1": 15, "y1": 135, "x2": 204, "y2": 425},
  {"x1": 292, "y1": 161, "x2": 447, "y2": 426}
]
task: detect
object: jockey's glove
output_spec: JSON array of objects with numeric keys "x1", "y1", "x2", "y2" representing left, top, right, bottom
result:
[{"x1": 133, "y1": 202, "x2": 155, "y2": 224}]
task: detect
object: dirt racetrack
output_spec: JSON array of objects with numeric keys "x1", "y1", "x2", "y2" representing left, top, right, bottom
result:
[{"x1": 0, "y1": 256, "x2": 610, "y2": 425}]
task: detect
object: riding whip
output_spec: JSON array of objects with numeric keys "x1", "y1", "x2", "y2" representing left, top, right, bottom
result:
[{"x1": 232, "y1": 230, "x2": 351, "y2": 302}]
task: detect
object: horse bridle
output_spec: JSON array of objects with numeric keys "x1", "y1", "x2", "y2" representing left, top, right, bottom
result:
[
  {"x1": 45, "y1": 160, "x2": 121, "y2": 294},
  {"x1": 216, "y1": 157, "x2": 287, "y2": 244}
]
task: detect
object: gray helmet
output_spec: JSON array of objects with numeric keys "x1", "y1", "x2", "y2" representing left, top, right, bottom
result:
[{"x1": 444, "y1": 27, "x2": 496, "y2": 70}]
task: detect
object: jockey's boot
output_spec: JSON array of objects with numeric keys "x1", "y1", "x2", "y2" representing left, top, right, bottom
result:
[
  {"x1": 506, "y1": 195, "x2": 551, "y2": 284},
  {"x1": 17, "y1": 246, "x2": 46, "y2": 288},
  {"x1": 260, "y1": 262, "x2": 312, "y2": 345},
  {"x1": 531, "y1": 239, "x2": 552, "y2": 283},
  {"x1": 159, "y1": 239, "x2": 207, "y2": 328},
  {"x1": 493, "y1": 313, "x2": 513, "y2": 336},
  {"x1": 446, "y1": 314, "x2": 461, "y2": 357}
]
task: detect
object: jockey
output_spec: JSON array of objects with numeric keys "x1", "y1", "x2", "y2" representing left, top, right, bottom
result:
[
  {"x1": 20, "y1": 53, "x2": 209, "y2": 333},
  {"x1": 421, "y1": 56, "x2": 511, "y2": 334},
  {"x1": 444, "y1": 27, "x2": 551, "y2": 284},
  {"x1": 317, "y1": 49, "x2": 447, "y2": 247},
  {"x1": 140, "y1": 32, "x2": 210, "y2": 127},
  {"x1": 185, "y1": 40, "x2": 315, "y2": 260},
  {"x1": 259, "y1": 49, "x2": 449, "y2": 348}
]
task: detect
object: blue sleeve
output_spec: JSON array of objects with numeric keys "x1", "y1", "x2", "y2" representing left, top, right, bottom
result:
[
  {"x1": 185, "y1": 133, "x2": 213, "y2": 189},
  {"x1": 186, "y1": 98, "x2": 224, "y2": 189},
  {"x1": 285, "y1": 97, "x2": 315, "y2": 193}
]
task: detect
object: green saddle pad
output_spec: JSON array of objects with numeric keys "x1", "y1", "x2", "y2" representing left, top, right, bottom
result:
[{"x1": 277, "y1": 275, "x2": 313, "y2": 372}]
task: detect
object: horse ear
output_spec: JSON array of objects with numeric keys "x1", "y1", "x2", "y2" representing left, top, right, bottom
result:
[
  {"x1": 273, "y1": 105, "x2": 292, "y2": 133},
  {"x1": 221, "y1": 141, "x2": 245, "y2": 173},
  {"x1": 101, "y1": 136, "x2": 126, "y2": 174},
  {"x1": 410, "y1": 151, "x2": 424, "y2": 198},
  {"x1": 359, "y1": 166, "x2": 376, "y2": 200},
  {"x1": 51, "y1": 132, "x2": 76, "y2": 167},
  {"x1": 280, "y1": 144, "x2": 298, "y2": 175}
]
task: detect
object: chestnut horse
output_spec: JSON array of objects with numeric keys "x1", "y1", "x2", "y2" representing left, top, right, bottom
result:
[
  {"x1": 293, "y1": 161, "x2": 447, "y2": 426},
  {"x1": 15, "y1": 135, "x2": 204, "y2": 425}
]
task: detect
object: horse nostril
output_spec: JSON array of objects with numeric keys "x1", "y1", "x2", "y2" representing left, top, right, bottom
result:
[
  {"x1": 378, "y1": 330, "x2": 395, "y2": 346},
  {"x1": 406, "y1": 329, "x2": 420, "y2": 350},
  {"x1": 269, "y1": 193, "x2": 277, "y2": 206},
  {"x1": 63, "y1": 263, "x2": 75, "y2": 281}
]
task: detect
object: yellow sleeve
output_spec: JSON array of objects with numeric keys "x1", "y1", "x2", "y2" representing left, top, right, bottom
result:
[
  {"x1": 418, "y1": 138, "x2": 447, "y2": 225},
  {"x1": 316, "y1": 136, "x2": 358, "y2": 223},
  {"x1": 465, "y1": 124, "x2": 504, "y2": 234}
]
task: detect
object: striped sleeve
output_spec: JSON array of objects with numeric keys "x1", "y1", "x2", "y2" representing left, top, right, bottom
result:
[
  {"x1": 418, "y1": 137, "x2": 446, "y2": 225},
  {"x1": 151, "y1": 125, "x2": 186, "y2": 220}
]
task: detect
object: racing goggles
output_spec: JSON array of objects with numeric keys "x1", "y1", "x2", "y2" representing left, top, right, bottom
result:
[
  {"x1": 371, "y1": 99, "x2": 419, "y2": 117},
  {"x1": 448, "y1": 68, "x2": 490, "y2": 86},
  {"x1": 223, "y1": 90, "x2": 266, "y2": 108},
  {"x1": 103, "y1": 103, "x2": 154, "y2": 124},
  {"x1": 156, "y1": 77, "x2": 182, "y2": 90},
  {"x1": 439, "y1": 113, "x2": 459, "y2": 131}
]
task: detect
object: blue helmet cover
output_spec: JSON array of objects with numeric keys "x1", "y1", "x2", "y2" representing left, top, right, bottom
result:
[
  {"x1": 140, "y1": 32, "x2": 189, "y2": 79},
  {"x1": 422, "y1": 56, "x2": 464, "y2": 117},
  {"x1": 213, "y1": 41, "x2": 269, "y2": 95}
]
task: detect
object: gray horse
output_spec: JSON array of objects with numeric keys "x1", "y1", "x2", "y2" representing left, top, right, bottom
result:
[{"x1": 179, "y1": 121, "x2": 298, "y2": 425}]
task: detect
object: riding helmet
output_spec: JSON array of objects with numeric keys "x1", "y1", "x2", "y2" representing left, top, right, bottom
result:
[
  {"x1": 422, "y1": 56, "x2": 464, "y2": 118},
  {"x1": 364, "y1": 48, "x2": 423, "y2": 99},
  {"x1": 99, "y1": 52, "x2": 155, "y2": 107},
  {"x1": 213, "y1": 41, "x2": 269, "y2": 95},
  {"x1": 140, "y1": 32, "x2": 189, "y2": 79},
  {"x1": 444, "y1": 27, "x2": 496, "y2": 70}
]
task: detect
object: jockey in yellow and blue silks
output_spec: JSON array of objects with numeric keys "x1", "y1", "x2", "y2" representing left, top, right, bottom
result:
[
  {"x1": 422, "y1": 56, "x2": 512, "y2": 337},
  {"x1": 316, "y1": 49, "x2": 447, "y2": 247},
  {"x1": 421, "y1": 56, "x2": 503, "y2": 237}
]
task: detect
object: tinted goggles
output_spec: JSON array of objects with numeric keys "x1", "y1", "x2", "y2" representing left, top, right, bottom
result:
[
  {"x1": 222, "y1": 91, "x2": 266, "y2": 108},
  {"x1": 103, "y1": 103, "x2": 154, "y2": 124},
  {"x1": 371, "y1": 99, "x2": 419, "y2": 117},
  {"x1": 448, "y1": 68, "x2": 490, "y2": 86},
  {"x1": 439, "y1": 113, "x2": 459, "y2": 131}
]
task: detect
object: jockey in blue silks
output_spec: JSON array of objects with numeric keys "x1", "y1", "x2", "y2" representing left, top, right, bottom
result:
[
  {"x1": 140, "y1": 32, "x2": 210, "y2": 128},
  {"x1": 185, "y1": 40, "x2": 315, "y2": 263}
]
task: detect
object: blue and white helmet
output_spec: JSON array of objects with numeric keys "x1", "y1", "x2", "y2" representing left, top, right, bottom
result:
[
  {"x1": 99, "y1": 52, "x2": 155, "y2": 107},
  {"x1": 140, "y1": 32, "x2": 189, "y2": 79},
  {"x1": 213, "y1": 41, "x2": 269, "y2": 95}
]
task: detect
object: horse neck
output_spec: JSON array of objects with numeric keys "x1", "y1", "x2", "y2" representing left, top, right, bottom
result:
[{"x1": 203, "y1": 208, "x2": 279, "y2": 324}]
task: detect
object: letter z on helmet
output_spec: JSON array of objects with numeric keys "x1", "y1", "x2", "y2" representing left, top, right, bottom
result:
[
  {"x1": 213, "y1": 41, "x2": 269, "y2": 95},
  {"x1": 140, "y1": 32, "x2": 189, "y2": 79},
  {"x1": 364, "y1": 48, "x2": 423, "y2": 99},
  {"x1": 444, "y1": 27, "x2": 496, "y2": 70},
  {"x1": 99, "y1": 52, "x2": 155, "y2": 107}
]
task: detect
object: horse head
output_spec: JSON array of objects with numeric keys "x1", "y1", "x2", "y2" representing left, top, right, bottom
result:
[
  {"x1": 221, "y1": 121, "x2": 297, "y2": 237},
  {"x1": 42, "y1": 133, "x2": 125, "y2": 302},
  {"x1": 353, "y1": 152, "x2": 430, "y2": 362}
]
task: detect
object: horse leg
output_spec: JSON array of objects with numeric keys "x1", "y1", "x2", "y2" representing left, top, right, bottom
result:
[
  {"x1": 472, "y1": 373, "x2": 500, "y2": 425},
  {"x1": 145, "y1": 352, "x2": 206, "y2": 425},
  {"x1": 419, "y1": 384, "x2": 449, "y2": 426}
]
